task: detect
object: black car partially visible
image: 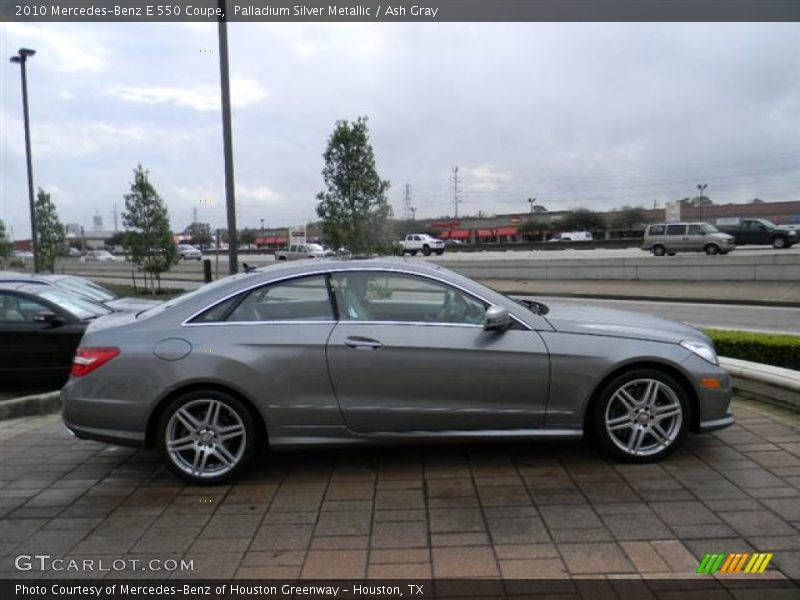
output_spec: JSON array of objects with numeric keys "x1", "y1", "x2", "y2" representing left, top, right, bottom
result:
[{"x1": 0, "y1": 282, "x2": 113, "y2": 390}]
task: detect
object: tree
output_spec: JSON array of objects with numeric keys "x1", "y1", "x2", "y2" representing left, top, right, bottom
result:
[
  {"x1": 559, "y1": 208, "x2": 606, "y2": 232},
  {"x1": 316, "y1": 117, "x2": 392, "y2": 254},
  {"x1": 517, "y1": 220, "x2": 552, "y2": 240},
  {"x1": 0, "y1": 219, "x2": 11, "y2": 265},
  {"x1": 239, "y1": 228, "x2": 258, "y2": 247},
  {"x1": 35, "y1": 188, "x2": 66, "y2": 272},
  {"x1": 106, "y1": 231, "x2": 127, "y2": 248},
  {"x1": 185, "y1": 222, "x2": 213, "y2": 246},
  {"x1": 750, "y1": 198, "x2": 764, "y2": 204},
  {"x1": 679, "y1": 196, "x2": 713, "y2": 207},
  {"x1": 611, "y1": 206, "x2": 647, "y2": 231},
  {"x1": 122, "y1": 164, "x2": 177, "y2": 292}
]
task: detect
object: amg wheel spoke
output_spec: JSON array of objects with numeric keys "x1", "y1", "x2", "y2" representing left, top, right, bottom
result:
[
  {"x1": 191, "y1": 448, "x2": 204, "y2": 474},
  {"x1": 615, "y1": 389, "x2": 637, "y2": 411},
  {"x1": 218, "y1": 423, "x2": 244, "y2": 441},
  {"x1": 168, "y1": 435, "x2": 195, "y2": 452},
  {"x1": 642, "y1": 381, "x2": 659, "y2": 408},
  {"x1": 627, "y1": 428, "x2": 644, "y2": 453},
  {"x1": 176, "y1": 408, "x2": 200, "y2": 433},
  {"x1": 214, "y1": 444, "x2": 237, "y2": 467},
  {"x1": 654, "y1": 403, "x2": 681, "y2": 421},
  {"x1": 607, "y1": 415, "x2": 632, "y2": 431},
  {"x1": 651, "y1": 423, "x2": 670, "y2": 446},
  {"x1": 204, "y1": 400, "x2": 221, "y2": 427}
]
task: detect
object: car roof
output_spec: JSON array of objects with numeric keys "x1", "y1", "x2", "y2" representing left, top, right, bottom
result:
[{"x1": 0, "y1": 281, "x2": 50, "y2": 294}]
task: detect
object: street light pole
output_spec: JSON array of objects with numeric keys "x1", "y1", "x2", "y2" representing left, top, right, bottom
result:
[
  {"x1": 10, "y1": 48, "x2": 38, "y2": 273},
  {"x1": 697, "y1": 183, "x2": 708, "y2": 203},
  {"x1": 217, "y1": 0, "x2": 238, "y2": 274},
  {"x1": 528, "y1": 196, "x2": 536, "y2": 217}
]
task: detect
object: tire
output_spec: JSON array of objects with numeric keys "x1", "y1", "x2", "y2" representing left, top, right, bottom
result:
[
  {"x1": 589, "y1": 368, "x2": 690, "y2": 463},
  {"x1": 410, "y1": 250, "x2": 418, "y2": 256},
  {"x1": 422, "y1": 245, "x2": 432, "y2": 256},
  {"x1": 435, "y1": 249, "x2": 444, "y2": 256},
  {"x1": 157, "y1": 389, "x2": 257, "y2": 485},
  {"x1": 277, "y1": 256, "x2": 287, "y2": 261},
  {"x1": 667, "y1": 253, "x2": 676, "y2": 256},
  {"x1": 773, "y1": 236, "x2": 787, "y2": 249},
  {"x1": 704, "y1": 244, "x2": 719, "y2": 256},
  {"x1": 652, "y1": 245, "x2": 666, "y2": 257}
]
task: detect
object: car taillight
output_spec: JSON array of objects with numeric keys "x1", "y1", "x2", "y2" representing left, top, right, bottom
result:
[{"x1": 71, "y1": 347, "x2": 121, "y2": 377}]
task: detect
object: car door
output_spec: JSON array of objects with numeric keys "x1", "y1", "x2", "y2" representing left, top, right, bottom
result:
[
  {"x1": 665, "y1": 224, "x2": 687, "y2": 252},
  {"x1": 325, "y1": 270, "x2": 550, "y2": 432},
  {"x1": 685, "y1": 224, "x2": 707, "y2": 250},
  {"x1": 0, "y1": 291, "x2": 85, "y2": 388}
]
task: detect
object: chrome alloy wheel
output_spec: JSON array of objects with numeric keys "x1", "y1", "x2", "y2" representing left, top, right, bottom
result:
[
  {"x1": 604, "y1": 378, "x2": 683, "y2": 457},
  {"x1": 166, "y1": 399, "x2": 246, "y2": 478}
]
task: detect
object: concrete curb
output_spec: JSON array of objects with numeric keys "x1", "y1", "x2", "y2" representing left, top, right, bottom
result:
[
  {"x1": 0, "y1": 391, "x2": 61, "y2": 421},
  {"x1": 720, "y1": 356, "x2": 800, "y2": 412}
]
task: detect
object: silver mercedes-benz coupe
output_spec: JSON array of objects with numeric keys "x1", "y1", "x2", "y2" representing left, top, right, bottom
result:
[{"x1": 62, "y1": 258, "x2": 734, "y2": 484}]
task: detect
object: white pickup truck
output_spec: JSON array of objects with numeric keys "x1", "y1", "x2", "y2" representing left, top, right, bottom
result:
[
  {"x1": 275, "y1": 243, "x2": 333, "y2": 261},
  {"x1": 399, "y1": 234, "x2": 445, "y2": 256}
]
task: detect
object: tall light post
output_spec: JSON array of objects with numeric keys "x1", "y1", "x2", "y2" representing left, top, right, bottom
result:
[
  {"x1": 697, "y1": 183, "x2": 708, "y2": 203},
  {"x1": 528, "y1": 196, "x2": 536, "y2": 217},
  {"x1": 10, "y1": 48, "x2": 38, "y2": 273},
  {"x1": 217, "y1": 0, "x2": 238, "y2": 274}
]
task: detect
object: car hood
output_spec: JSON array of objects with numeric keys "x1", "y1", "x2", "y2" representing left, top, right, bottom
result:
[
  {"x1": 105, "y1": 297, "x2": 163, "y2": 313},
  {"x1": 542, "y1": 301, "x2": 709, "y2": 345}
]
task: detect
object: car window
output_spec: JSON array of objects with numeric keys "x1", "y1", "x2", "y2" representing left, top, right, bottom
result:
[
  {"x1": 37, "y1": 289, "x2": 112, "y2": 320},
  {"x1": 666, "y1": 224, "x2": 686, "y2": 236},
  {"x1": 0, "y1": 293, "x2": 49, "y2": 322},
  {"x1": 648, "y1": 225, "x2": 665, "y2": 235},
  {"x1": 687, "y1": 225, "x2": 704, "y2": 234},
  {"x1": 331, "y1": 272, "x2": 486, "y2": 325},
  {"x1": 224, "y1": 275, "x2": 333, "y2": 322}
]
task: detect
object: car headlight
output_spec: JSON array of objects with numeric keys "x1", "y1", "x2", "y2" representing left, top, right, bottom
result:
[{"x1": 680, "y1": 340, "x2": 718, "y2": 365}]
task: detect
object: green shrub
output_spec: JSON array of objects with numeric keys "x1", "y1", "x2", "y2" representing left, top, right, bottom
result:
[{"x1": 704, "y1": 329, "x2": 800, "y2": 371}]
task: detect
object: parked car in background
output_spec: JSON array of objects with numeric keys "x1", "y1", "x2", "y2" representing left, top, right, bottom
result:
[
  {"x1": 399, "y1": 234, "x2": 445, "y2": 256},
  {"x1": 62, "y1": 258, "x2": 733, "y2": 484},
  {"x1": 0, "y1": 272, "x2": 161, "y2": 313},
  {"x1": 548, "y1": 231, "x2": 594, "y2": 242},
  {"x1": 178, "y1": 244, "x2": 203, "y2": 260},
  {"x1": 68, "y1": 247, "x2": 82, "y2": 258},
  {"x1": 81, "y1": 250, "x2": 119, "y2": 262},
  {"x1": 716, "y1": 218, "x2": 796, "y2": 249},
  {"x1": 275, "y1": 243, "x2": 334, "y2": 261},
  {"x1": 0, "y1": 282, "x2": 113, "y2": 389},
  {"x1": 643, "y1": 222, "x2": 735, "y2": 256}
]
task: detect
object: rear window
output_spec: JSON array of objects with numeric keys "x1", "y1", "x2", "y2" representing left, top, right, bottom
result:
[{"x1": 648, "y1": 225, "x2": 665, "y2": 235}]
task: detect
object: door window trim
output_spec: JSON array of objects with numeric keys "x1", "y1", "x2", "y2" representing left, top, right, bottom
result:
[{"x1": 182, "y1": 267, "x2": 532, "y2": 331}]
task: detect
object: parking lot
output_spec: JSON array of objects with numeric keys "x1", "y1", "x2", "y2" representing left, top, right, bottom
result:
[{"x1": 1, "y1": 398, "x2": 799, "y2": 584}]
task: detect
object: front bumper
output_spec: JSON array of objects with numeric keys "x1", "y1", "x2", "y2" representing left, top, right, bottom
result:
[{"x1": 697, "y1": 413, "x2": 736, "y2": 432}]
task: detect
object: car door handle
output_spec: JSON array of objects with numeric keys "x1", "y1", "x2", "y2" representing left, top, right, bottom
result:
[{"x1": 344, "y1": 336, "x2": 384, "y2": 350}]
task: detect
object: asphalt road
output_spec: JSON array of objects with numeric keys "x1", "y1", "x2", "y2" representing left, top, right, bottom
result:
[{"x1": 526, "y1": 295, "x2": 800, "y2": 335}]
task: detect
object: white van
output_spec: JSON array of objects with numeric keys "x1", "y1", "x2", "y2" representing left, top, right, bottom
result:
[{"x1": 548, "y1": 231, "x2": 593, "y2": 242}]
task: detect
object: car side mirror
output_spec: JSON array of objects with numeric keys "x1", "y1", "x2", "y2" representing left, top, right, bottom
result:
[
  {"x1": 33, "y1": 311, "x2": 65, "y2": 327},
  {"x1": 484, "y1": 305, "x2": 511, "y2": 332}
]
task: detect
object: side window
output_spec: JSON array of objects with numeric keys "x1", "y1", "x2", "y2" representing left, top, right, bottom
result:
[
  {"x1": 197, "y1": 276, "x2": 333, "y2": 322},
  {"x1": 0, "y1": 293, "x2": 49, "y2": 322},
  {"x1": 331, "y1": 272, "x2": 486, "y2": 325},
  {"x1": 648, "y1": 225, "x2": 665, "y2": 235},
  {"x1": 687, "y1": 224, "x2": 703, "y2": 235},
  {"x1": 191, "y1": 296, "x2": 239, "y2": 323},
  {"x1": 666, "y1": 225, "x2": 686, "y2": 236}
]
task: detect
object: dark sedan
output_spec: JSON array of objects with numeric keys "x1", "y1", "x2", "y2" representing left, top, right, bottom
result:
[{"x1": 0, "y1": 282, "x2": 112, "y2": 390}]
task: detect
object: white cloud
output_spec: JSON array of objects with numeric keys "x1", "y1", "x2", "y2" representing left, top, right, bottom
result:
[
  {"x1": 106, "y1": 78, "x2": 268, "y2": 111},
  {"x1": 460, "y1": 165, "x2": 513, "y2": 192},
  {"x1": 0, "y1": 23, "x2": 110, "y2": 73},
  {"x1": 238, "y1": 184, "x2": 279, "y2": 203}
]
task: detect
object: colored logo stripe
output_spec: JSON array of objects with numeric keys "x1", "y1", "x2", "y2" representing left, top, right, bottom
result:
[{"x1": 697, "y1": 552, "x2": 773, "y2": 574}]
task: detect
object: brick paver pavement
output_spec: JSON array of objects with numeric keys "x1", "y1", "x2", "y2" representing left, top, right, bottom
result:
[{"x1": 1, "y1": 398, "x2": 799, "y2": 584}]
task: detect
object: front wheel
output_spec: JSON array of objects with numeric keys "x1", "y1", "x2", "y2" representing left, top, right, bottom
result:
[
  {"x1": 422, "y1": 245, "x2": 432, "y2": 256},
  {"x1": 158, "y1": 390, "x2": 257, "y2": 485},
  {"x1": 590, "y1": 369, "x2": 689, "y2": 463},
  {"x1": 704, "y1": 244, "x2": 720, "y2": 256},
  {"x1": 652, "y1": 245, "x2": 666, "y2": 257}
]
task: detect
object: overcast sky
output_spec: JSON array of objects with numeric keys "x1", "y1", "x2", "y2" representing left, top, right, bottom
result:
[{"x1": 1, "y1": 22, "x2": 799, "y2": 238}]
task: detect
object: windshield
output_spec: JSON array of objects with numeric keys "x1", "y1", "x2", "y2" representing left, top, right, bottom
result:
[
  {"x1": 759, "y1": 219, "x2": 777, "y2": 228},
  {"x1": 55, "y1": 277, "x2": 117, "y2": 302},
  {"x1": 37, "y1": 288, "x2": 113, "y2": 320}
]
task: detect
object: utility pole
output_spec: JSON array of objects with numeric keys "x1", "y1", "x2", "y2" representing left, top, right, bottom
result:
[
  {"x1": 528, "y1": 197, "x2": 536, "y2": 216},
  {"x1": 403, "y1": 184, "x2": 412, "y2": 220},
  {"x1": 192, "y1": 206, "x2": 198, "y2": 224},
  {"x1": 10, "y1": 48, "x2": 38, "y2": 272},
  {"x1": 113, "y1": 203, "x2": 119, "y2": 231},
  {"x1": 451, "y1": 167, "x2": 461, "y2": 219},
  {"x1": 218, "y1": 0, "x2": 238, "y2": 274}
]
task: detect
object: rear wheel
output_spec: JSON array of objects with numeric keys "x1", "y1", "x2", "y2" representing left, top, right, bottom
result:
[
  {"x1": 652, "y1": 245, "x2": 666, "y2": 257},
  {"x1": 590, "y1": 369, "x2": 689, "y2": 463},
  {"x1": 158, "y1": 390, "x2": 256, "y2": 485},
  {"x1": 773, "y1": 236, "x2": 787, "y2": 249},
  {"x1": 409, "y1": 249, "x2": 418, "y2": 256},
  {"x1": 704, "y1": 244, "x2": 719, "y2": 255},
  {"x1": 435, "y1": 249, "x2": 444, "y2": 255}
]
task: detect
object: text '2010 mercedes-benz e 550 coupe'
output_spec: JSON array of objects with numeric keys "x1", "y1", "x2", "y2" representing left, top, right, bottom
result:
[{"x1": 61, "y1": 258, "x2": 734, "y2": 484}]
